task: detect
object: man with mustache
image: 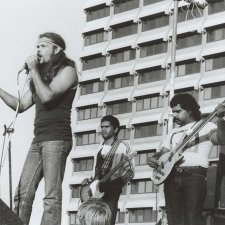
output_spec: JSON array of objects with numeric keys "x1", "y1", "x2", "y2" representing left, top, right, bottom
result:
[
  {"x1": 148, "y1": 93, "x2": 225, "y2": 225},
  {"x1": 0, "y1": 32, "x2": 78, "y2": 225}
]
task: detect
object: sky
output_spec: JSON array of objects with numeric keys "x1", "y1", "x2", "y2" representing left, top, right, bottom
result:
[{"x1": 0, "y1": 0, "x2": 86, "y2": 224}]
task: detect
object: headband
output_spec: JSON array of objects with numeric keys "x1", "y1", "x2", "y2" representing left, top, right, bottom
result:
[{"x1": 38, "y1": 40, "x2": 64, "y2": 51}]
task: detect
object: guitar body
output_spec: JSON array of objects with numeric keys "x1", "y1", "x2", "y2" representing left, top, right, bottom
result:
[
  {"x1": 152, "y1": 150, "x2": 183, "y2": 185},
  {"x1": 80, "y1": 152, "x2": 137, "y2": 202},
  {"x1": 80, "y1": 180, "x2": 104, "y2": 202},
  {"x1": 152, "y1": 100, "x2": 225, "y2": 185}
]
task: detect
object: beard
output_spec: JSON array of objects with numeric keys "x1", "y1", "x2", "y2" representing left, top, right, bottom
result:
[{"x1": 36, "y1": 61, "x2": 54, "y2": 85}]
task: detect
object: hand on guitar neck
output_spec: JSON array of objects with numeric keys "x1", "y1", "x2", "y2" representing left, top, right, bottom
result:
[{"x1": 148, "y1": 152, "x2": 161, "y2": 169}]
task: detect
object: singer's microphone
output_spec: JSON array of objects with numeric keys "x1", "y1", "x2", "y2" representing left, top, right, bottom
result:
[{"x1": 18, "y1": 63, "x2": 29, "y2": 74}]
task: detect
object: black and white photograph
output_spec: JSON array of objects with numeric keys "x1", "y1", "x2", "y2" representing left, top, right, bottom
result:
[{"x1": 0, "y1": 0, "x2": 225, "y2": 225}]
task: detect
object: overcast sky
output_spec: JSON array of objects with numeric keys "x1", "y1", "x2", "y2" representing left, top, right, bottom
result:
[{"x1": 0, "y1": 0, "x2": 86, "y2": 224}]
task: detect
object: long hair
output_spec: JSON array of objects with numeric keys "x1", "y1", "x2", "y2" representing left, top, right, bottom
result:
[
  {"x1": 77, "y1": 198, "x2": 111, "y2": 225},
  {"x1": 29, "y1": 32, "x2": 76, "y2": 92},
  {"x1": 170, "y1": 93, "x2": 201, "y2": 121}
]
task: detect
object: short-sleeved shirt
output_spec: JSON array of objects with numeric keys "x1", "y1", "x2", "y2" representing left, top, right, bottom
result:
[{"x1": 162, "y1": 121, "x2": 217, "y2": 168}]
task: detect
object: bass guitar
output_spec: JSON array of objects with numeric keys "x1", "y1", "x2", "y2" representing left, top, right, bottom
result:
[
  {"x1": 80, "y1": 151, "x2": 136, "y2": 202},
  {"x1": 152, "y1": 103, "x2": 222, "y2": 185}
]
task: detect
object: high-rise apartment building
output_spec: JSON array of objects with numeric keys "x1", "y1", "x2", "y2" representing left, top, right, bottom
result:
[{"x1": 68, "y1": 0, "x2": 225, "y2": 224}]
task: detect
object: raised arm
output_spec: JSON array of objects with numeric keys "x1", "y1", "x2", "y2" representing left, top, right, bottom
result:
[
  {"x1": 0, "y1": 88, "x2": 34, "y2": 113},
  {"x1": 26, "y1": 56, "x2": 78, "y2": 104}
]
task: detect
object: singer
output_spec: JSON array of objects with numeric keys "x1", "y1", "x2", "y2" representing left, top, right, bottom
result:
[{"x1": 0, "y1": 32, "x2": 78, "y2": 225}]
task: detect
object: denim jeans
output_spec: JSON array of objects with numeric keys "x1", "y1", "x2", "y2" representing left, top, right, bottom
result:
[
  {"x1": 102, "y1": 188, "x2": 121, "y2": 225},
  {"x1": 164, "y1": 167, "x2": 207, "y2": 225},
  {"x1": 14, "y1": 140, "x2": 72, "y2": 225}
]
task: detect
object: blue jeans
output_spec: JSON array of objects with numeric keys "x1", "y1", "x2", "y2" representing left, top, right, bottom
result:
[
  {"x1": 14, "y1": 140, "x2": 72, "y2": 225},
  {"x1": 164, "y1": 167, "x2": 207, "y2": 225}
]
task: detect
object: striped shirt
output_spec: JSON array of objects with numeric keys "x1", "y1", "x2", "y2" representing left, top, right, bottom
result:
[{"x1": 94, "y1": 140, "x2": 135, "y2": 185}]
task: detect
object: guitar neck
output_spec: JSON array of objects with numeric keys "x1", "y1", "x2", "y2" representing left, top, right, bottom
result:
[
  {"x1": 175, "y1": 109, "x2": 218, "y2": 153},
  {"x1": 101, "y1": 159, "x2": 126, "y2": 183}
]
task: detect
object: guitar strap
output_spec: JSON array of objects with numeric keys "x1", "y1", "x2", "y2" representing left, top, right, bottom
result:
[
  {"x1": 169, "y1": 121, "x2": 199, "y2": 153},
  {"x1": 101, "y1": 140, "x2": 121, "y2": 176}
]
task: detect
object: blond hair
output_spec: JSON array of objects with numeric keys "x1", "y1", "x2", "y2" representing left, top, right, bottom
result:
[{"x1": 78, "y1": 198, "x2": 111, "y2": 225}]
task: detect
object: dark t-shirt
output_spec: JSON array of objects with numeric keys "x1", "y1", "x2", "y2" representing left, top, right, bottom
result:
[{"x1": 32, "y1": 88, "x2": 76, "y2": 143}]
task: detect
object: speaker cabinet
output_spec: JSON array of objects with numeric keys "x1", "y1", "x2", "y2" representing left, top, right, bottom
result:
[{"x1": 0, "y1": 199, "x2": 23, "y2": 225}]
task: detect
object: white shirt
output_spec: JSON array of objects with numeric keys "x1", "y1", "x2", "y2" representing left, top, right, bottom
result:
[{"x1": 162, "y1": 122, "x2": 217, "y2": 168}]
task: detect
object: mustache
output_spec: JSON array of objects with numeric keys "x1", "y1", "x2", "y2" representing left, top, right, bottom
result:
[{"x1": 173, "y1": 118, "x2": 180, "y2": 123}]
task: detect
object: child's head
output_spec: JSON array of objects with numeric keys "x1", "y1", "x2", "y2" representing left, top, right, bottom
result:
[{"x1": 77, "y1": 198, "x2": 111, "y2": 225}]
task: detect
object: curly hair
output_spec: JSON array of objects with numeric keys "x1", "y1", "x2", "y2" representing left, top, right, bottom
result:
[{"x1": 170, "y1": 93, "x2": 201, "y2": 121}]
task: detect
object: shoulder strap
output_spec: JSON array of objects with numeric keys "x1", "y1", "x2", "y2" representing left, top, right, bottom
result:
[{"x1": 101, "y1": 140, "x2": 121, "y2": 176}]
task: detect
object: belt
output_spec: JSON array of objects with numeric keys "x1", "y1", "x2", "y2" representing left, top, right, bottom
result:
[{"x1": 174, "y1": 166, "x2": 207, "y2": 174}]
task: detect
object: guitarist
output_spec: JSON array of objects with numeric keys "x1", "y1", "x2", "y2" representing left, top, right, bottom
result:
[
  {"x1": 148, "y1": 93, "x2": 225, "y2": 225},
  {"x1": 82, "y1": 115, "x2": 135, "y2": 225}
]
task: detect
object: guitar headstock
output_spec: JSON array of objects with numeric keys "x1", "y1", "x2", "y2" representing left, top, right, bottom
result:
[{"x1": 127, "y1": 151, "x2": 137, "y2": 161}]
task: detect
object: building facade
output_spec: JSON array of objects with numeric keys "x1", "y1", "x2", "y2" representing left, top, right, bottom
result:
[{"x1": 68, "y1": 0, "x2": 225, "y2": 224}]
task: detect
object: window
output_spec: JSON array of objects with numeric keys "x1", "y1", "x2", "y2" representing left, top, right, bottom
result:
[
  {"x1": 74, "y1": 157, "x2": 94, "y2": 172},
  {"x1": 177, "y1": 33, "x2": 202, "y2": 50},
  {"x1": 76, "y1": 132, "x2": 100, "y2": 146},
  {"x1": 205, "y1": 55, "x2": 225, "y2": 71},
  {"x1": 207, "y1": 26, "x2": 225, "y2": 43},
  {"x1": 136, "y1": 95, "x2": 164, "y2": 111},
  {"x1": 129, "y1": 208, "x2": 157, "y2": 223},
  {"x1": 114, "y1": 0, "x2": 139, "y2": 14},
  {"x1": 108, "y1": 74, "x2": 134, "y2": 90},
  {"x1": 204, "y1": 83, "x2": 225, "y2": 100},
  {"x1": 140, "y1": 40, "x2": 167, "y2": 57},
  {"x1": 76, "y1": 158, "x2": 93, "y2": 172},
  {"x1": 131, "y1": 179, "x2": 157, "y2": 194},
  {"x1": 116, "y1": 211, "x2": 125, "y2": 224},
  {"x1": 118, "y1": 127, "x2": 131, "y2": 140},
  {"x1": 86, "y1": 5, "x2": 110, "y2": 21},
  {"x1": 69, "y1": 212, "x2": 78, "y2": 225},
  {"x1": 174, "y1": 89, "x2": 198, "y2": 99},
  {"x1": 83, "y1": 55, "x2": 106, "y2": 70},
  {"x1": 144, "y1": 0, "x2": 163, "y2": 5},
  {"x1": 178, "y1": 6, "x2": 203, "y2": 22},
  {"x1": 135, "y1": 150, "x2": 156, "y2": 166},
  {"x1": 112, "y1": 23, "x2": 138, "y2": 39},
  {"x1": 110, "y1": 49, "x2": 135, "y2": 64},
  {"x1": 134, "y1": 122, "x2": 163, "y2": 139},
  {"x1": 71, "y1": 185, "x2": 82, "y2": 198},
  {"x1": 176, "y1": 61, "x2": 200, "y2": 77},
  {"x1": 142, "y1": 14, "x2": 169, "y2": 32},
  {"x1": 138, "y1": 67, "x2": 166, "y2": 84},
  {"x1": 208, "y1": 0, "x2": 225, "y2": 15},
  {"x1": 78, "y1": 105, "x2": 101, "y2": 120},
  {"x1": 106, "y1": 101, "x2": 132, "y2": 115},
  {"x1": 81, "y1": 80, "x2": 104, "y2": 95},
  {"x1": 84, "y1": 30, "x2": 108, "y2": 46}
]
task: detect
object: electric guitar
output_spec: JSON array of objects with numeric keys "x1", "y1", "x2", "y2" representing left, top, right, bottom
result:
[
  {"x1": 80, "y1": 151, "x2": 136, "y2": 202},
  {"x1": 152, "y1": 103, "x2": 223, "y2": 185}
]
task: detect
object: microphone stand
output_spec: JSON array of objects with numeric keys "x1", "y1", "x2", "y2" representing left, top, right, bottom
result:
[
  {"x1": 3, "y1": 125, "x2": 15, "y2": 210},
  {"x1": 0, "y1": 68, "x2": 26, "y2": 210}
]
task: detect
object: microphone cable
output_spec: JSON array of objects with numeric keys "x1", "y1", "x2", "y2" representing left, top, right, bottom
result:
[{"x1": 0, "y1": 69, "x2": 29, "y2": 175}]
